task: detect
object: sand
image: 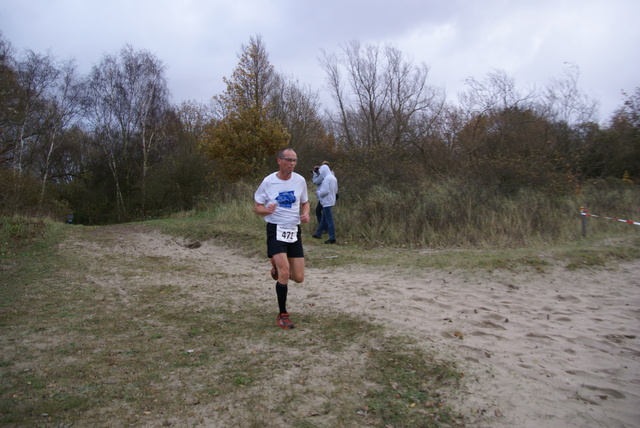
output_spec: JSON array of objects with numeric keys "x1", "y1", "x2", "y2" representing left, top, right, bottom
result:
[
  {"x1": 301, "y1": 258, "x2": 640, "y2": 427},
  {"x1": 80, "y1": 225, "x2": 640, "y2": 427}
]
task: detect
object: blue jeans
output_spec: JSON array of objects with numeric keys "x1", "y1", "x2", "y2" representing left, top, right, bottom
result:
[{"x1": 315, "y1": 206, "x2": 335, "y2": 240}]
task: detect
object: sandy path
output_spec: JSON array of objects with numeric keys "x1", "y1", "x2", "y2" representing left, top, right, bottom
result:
[
  {"x1": 82, "y1": 225, "x2": 640, "y2": 427},
  {"x1": 302, "y1": 262, "x2": 640, "y2": 427}
]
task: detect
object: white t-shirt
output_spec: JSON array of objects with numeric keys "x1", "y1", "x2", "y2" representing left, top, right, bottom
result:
[{"x1": 254, "y1": 172, "x2": 309, "y2": 225}]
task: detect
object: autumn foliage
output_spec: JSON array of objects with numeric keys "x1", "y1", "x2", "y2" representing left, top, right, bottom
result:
[{"x1": 1, "y1": 32, "x2": 638, "y2": 240}]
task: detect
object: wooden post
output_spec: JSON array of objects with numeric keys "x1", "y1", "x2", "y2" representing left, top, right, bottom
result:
[{"x1": 581, "y1": 206, "x2": 587, "y2": 237}]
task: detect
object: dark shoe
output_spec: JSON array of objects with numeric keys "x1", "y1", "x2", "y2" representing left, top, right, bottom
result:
[
  {"x1": 277, "y1": 313, "x2": 295, "y2": 329},
  {"x1": 312, "y1": 234, "x2": 321, "y2": 239},
  {"x1": 270, "y1": 266, "x2": 278, "y2": 281},
  {"x1": 324, "y1": 239, "x2": 336, "y2": 244}
]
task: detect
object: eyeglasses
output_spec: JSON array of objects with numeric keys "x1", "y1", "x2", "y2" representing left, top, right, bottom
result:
[{"x1": 279, "y1": 157, "x2": 298, "y2": 163}]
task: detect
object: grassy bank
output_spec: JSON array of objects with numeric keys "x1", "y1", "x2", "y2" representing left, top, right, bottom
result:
[
  {"x1": 334, "y1": 179, "x2": 640, "y2": 248},
  {"x1": 176, "y1": 179, "x2": 640, "y2": 250}
]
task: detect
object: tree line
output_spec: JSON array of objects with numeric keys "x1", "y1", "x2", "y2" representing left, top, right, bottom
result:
[{"x1": 1, "y1": 33, "x2": 638, "y2": 224}]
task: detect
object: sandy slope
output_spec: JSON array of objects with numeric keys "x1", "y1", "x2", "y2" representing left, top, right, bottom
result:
[
  {"x1": 79, "y1": 225, "x2": 640, "y2": 427},
  {"x1": 302, "y1": 260, "x2": 640, "y2": 427}
]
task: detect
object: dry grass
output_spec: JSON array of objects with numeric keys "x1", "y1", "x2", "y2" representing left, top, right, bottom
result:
[
  {"x1": 2, "y1": 202, "x2": 639, "y2": 426},
  {"x1": 0, "y1": 220, "x2": 465, "y2": 427}
]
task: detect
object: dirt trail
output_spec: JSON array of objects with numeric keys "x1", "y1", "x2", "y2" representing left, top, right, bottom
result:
[{"x1": 68, "y1": 224, "x2": 640, "y2": 427}]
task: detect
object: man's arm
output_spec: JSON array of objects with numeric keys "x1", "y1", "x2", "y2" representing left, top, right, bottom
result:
[
  {"x1": 254, "y1": 202, "x2": 276, "y2": 216},
  {"x1": 300, "y1": 201, "x2": 310, "y2": 223}
]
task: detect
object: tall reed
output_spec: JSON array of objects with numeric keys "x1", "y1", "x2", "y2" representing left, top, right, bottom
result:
[{"x1": 332, "y1": 178, "x2": 640, "y2": 248}]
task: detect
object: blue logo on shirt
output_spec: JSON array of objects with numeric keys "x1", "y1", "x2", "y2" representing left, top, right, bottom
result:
[{"x1": 276, "y1": 191, "x2": 296, "y2": 208}]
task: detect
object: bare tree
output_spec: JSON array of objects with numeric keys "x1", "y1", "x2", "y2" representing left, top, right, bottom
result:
[
  {"x1": 543, "y1": 63, "x2": 599, "y2": 126},
  {"x1": 459, "y1": 69, "x2": 537, "y2": 117},
  {"x1": 269, "y1": 73, "x2": 326, "y2": 156},
  {"x1": 120, "y1": 45, "x2": 170, "y2": 212},
  {"x1": 84, "y1": 45, "x2": 170, "y2": 219},
  {"x1": 457, "y1": 70, "x2": 538, "y2": 158},
  {"x1": 319, "y1": 49, "x2": 353, "y2": 149},
  {"x1": 84, "y1": 53, "x2": 128, "y2": 219},
  {"x1": 321, "y1": 41, "x2": 442, "y2": 150},
  {"x1": 0, "y1": 33, "x2": 18, "y2": 167},
  {"x1": 320, "y1": 41, "x2": 444, "y2": 183},
  {"x1": 39, "y1": 59, "x2": 84, "y2": 203},
  {"x1": 175, "y1": 100, "x2": 214, "y2": 137},
  {"x1": 12, "y1": 50, "x2": 59, "y2": 179}
]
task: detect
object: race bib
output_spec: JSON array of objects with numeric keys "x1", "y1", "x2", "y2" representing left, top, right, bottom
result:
[{"x1": 276, "y1": 225, "x2": 298, "y2": 243}]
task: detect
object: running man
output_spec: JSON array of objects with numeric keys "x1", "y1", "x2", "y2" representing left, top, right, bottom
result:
[{"x1": 253, "y1": 148, "x2": 310, "y2": 329}]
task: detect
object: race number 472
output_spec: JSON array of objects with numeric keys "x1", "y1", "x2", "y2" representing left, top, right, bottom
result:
[{"x1": 276, "y1": 225, "x2": 297, "y2": 243}]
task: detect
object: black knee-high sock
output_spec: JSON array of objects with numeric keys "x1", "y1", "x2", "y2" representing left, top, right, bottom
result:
[{"x1": 276, "y1": 281, "x2": 288, "y2": 314}]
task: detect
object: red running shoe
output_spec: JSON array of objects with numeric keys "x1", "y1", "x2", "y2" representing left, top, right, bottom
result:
[{"x1": 276, "y1": 313, "x2": 295, "y2": 329}]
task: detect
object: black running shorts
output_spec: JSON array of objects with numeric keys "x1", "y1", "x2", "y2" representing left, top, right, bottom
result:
[{"x1": 266, "y1": 223, "x2": 304, "y2": 258}]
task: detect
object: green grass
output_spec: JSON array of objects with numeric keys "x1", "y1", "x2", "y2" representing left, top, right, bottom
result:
[
  {"x1": 1, "y1": 218, "x2": 467, "y2": 427},
  {"x1": 561, "y1": 238, "x2": 640, "y2": 270}
]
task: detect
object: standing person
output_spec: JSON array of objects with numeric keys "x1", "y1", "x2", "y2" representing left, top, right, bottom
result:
[
  {"x1": 312, "y1": 164, "x2": 338, "y2": 244},
  {"x1": 254, "y1": 148, "x2": 310, "y2": 329},
  {"x1": 311, "y1": 164, "x2": 325, "y2": 230}
]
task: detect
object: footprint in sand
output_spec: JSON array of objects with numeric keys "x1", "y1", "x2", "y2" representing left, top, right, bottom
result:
[
  {"x1": 556, "y1": 294, "x2": 581, "y2": 303},
  {"x1": 483, "y1": 313, "x2": 505, "y2": 321},
  {"x1": 478, "y1": 320, "x2": 507, "y2": 329},
  {"x1": 582, "y1": 384, "x2": 627, "y2": 399}
]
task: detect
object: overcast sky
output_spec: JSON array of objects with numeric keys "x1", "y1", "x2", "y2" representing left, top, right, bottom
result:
[{"x1": 1, "y1": 0, "x2": 637, "y2": 123}]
